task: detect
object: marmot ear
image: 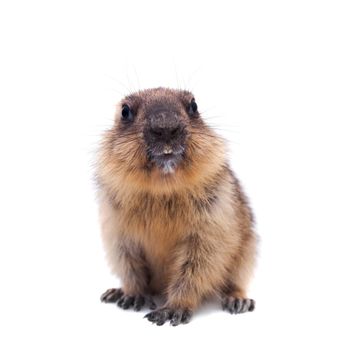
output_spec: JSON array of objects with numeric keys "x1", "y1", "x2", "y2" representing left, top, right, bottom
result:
[
  {"x1": 188, "y1": 98, "x2": 198, "y2": 116},
  {"x1": 121, "y1": 104, "x2": 134, "y2": 123}
]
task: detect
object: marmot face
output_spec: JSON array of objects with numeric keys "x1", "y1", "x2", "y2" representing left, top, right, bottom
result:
[{"x1": 105, "y1": 88, "x2": 225, "y2": 188}]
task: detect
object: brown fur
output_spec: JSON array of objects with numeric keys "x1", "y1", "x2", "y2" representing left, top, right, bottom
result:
[{"x1": 96, "y1": 88, "x2": 257, "y2": 324}]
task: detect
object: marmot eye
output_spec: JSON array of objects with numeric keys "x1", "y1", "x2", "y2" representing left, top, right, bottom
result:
[
  {"x1": 121, "y1": 104, "x2": 134, "y2": 123},
  {"x1": 188, "y1": 98, "x2": 198, "y2": 116}
]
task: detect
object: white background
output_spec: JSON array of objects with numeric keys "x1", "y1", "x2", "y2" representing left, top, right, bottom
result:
[{"x1": 0, "y1": 0, "x2": 349, "y2": 349}]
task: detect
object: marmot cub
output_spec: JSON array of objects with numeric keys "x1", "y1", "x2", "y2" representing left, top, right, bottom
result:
[{"x1": 97, "y1": 87, "x2": 257, "y2": 326}]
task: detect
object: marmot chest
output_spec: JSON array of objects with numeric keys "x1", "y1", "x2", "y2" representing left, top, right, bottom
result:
[{"x1": 123, "y1": 193, "x2": 192, "y2": 238}]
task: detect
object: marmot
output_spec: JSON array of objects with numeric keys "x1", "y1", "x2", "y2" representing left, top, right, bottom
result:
[{"x1": 96, "y1": 87, "x2": 257, "y2": 326}]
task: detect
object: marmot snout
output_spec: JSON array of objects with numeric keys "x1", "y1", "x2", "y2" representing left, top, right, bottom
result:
[{"x1": 96, "y1": 87, "x2": 257, "y2": 326}]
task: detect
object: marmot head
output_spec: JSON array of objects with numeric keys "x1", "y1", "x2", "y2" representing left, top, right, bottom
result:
[{"x1": 99, "y1": 88, "x2": 226, "y2": 194}]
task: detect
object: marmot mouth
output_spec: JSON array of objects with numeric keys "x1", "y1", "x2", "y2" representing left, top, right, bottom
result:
[{"x1": 150, "y1": 152, "x2": 184, "y2": 174}]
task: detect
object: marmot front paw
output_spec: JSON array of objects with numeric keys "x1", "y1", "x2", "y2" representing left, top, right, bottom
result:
[
  {"x1": 144, "y1": 307, "x2": 193, "y2": 326},
  {"x1": 222, "y1": 296, "x2": 255, "y2": 314},
  {"x1": 100, "y1": 288, "x2": 156, "y2": 311}
]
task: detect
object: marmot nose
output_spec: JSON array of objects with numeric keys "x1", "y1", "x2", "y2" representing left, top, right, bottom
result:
[
  {"x1": 150, "y1": 125, "x2": 181, "y2": 141},
  {"x1": 149, "y1": 112, "x2": 181, "y2": 142}
]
